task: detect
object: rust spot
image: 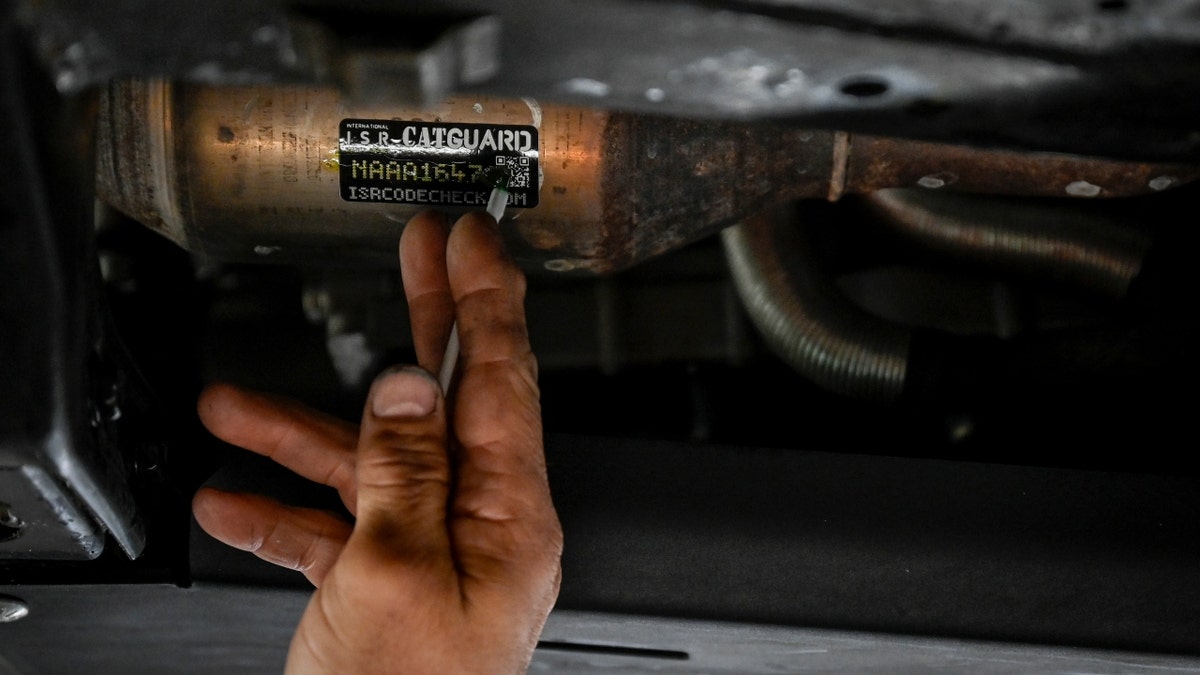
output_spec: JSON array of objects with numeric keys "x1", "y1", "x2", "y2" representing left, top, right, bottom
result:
[
  {"x1": 844, "y1": 135, "x2": 1200, "y2": 198},
  {"x1": 517, "y1": 221, "x2": 567, "y2": 250},
  {"x1": 601, "y1": 113, "x2": 832, "y2": 271},
  {"x1": 217, "y1": 126, "x2": 235, "y2": 143}
]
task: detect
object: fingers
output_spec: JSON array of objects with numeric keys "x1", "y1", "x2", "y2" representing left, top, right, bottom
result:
[
  {"x1": 400, "y1": 211, "x2": 455, "y2": 374},
  {"x1": 353, "y1": 367, "x2": 453, "y2": 558},
  {"x1": 193, "y1": 487, "x2": 352, "y2": 587},
  {"x1": 198, "y1": 383, "x2": 359, "y2": 512},
  {"x1": 448, "y1": 211, "x2": 541, "y2": 472},
  {"x1": 443, "y1": 213, "x2": 561, "y2": 594}
]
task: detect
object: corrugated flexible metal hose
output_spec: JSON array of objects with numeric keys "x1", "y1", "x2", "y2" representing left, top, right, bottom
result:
[
  {"x1": 721, "y1": 207, "x2": 911, "y2": 402},
  {"x1": 722, "y1": 193, "x2": 1150, "y2": 402}
]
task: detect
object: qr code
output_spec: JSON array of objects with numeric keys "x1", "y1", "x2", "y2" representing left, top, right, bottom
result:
[{"x1": 495, "y1": 155, "x2": 532, "y2": 189}]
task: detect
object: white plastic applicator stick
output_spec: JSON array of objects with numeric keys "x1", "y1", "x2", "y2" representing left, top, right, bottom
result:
[
  {"x1": 437, "y1": 323, "x2": 459, "y2": 392},
  {"x1": 486, "y1": 183, "x2": 509, "y2": 222}
]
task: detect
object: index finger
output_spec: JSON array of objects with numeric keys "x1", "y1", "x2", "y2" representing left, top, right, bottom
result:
[{"x1": 399, "y1": 210, "x2": 455, "y2": 373}]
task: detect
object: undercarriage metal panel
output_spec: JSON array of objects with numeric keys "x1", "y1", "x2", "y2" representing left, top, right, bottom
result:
[{"x1": 18, "y1": 0, "x2": 1200, "y2": 160}]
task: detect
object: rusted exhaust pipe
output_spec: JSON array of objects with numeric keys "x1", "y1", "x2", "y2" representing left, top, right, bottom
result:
[
  {"x1": 96, "y1": 80, "x2": 1200, "y2": 273},
  {"x1": 863, "y1": 189, "x2": 1153, "y2": 299}
]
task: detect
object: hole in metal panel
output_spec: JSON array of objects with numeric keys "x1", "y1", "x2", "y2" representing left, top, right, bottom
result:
[{"x1": 839, "y1": 77, "x2": 889, "y2": 98}]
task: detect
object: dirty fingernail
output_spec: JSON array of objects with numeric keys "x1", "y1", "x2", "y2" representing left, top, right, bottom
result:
[{"x1": 372, "y1": 367, "x2": 438, "y2": 418}]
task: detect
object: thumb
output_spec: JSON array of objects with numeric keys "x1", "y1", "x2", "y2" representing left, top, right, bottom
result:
[{"x1": 354, "y1": 366, "x2": 451, "y2": 552}]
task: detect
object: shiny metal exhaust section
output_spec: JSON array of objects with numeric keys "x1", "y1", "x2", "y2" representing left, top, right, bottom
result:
[
  {"x1": 96, "y1": 79, "x2": 1200, "y2": 274},
  {"x1": 96, "y1": 79, "x2": 829, "y2": 273}
]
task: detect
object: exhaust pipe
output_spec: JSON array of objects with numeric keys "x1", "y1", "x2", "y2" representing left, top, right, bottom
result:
[{"x1": 96, "y1": 79, "x2": 1199, "y2": 273}]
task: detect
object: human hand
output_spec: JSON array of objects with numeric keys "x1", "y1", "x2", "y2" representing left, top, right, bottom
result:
[{"x1": 192, "y1": 211, "x2": 563, "y2": 674}]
